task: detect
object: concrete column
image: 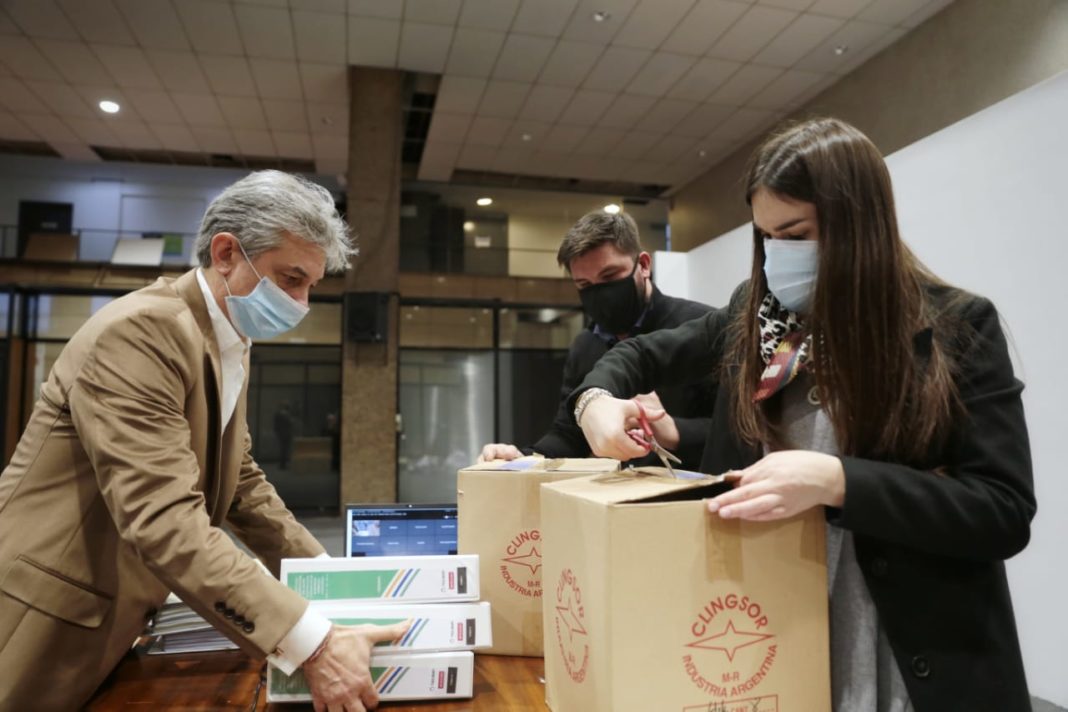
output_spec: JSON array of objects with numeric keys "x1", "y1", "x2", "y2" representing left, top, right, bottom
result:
[{"x1": 341, "y1": 67, "x2": 403, "y2": 506}]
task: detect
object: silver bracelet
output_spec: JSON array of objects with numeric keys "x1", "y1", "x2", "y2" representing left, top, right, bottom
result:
[{"x1": 573, "y1": 387, "x2": 613, "y2": 426}]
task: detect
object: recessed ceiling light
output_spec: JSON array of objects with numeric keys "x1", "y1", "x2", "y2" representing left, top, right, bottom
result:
[
  {"x1": 592, "y1": 10, "x2": 610, "y2": 22},
  {"x1": 833, "y1": 45, "x2": 849, "y2": 56},
  {"x1": 99, "y1": 100, "x2": 120, "y2": 114},
  {"x1": 463, "y1": 220, "x2": 475, "y2": 231},
  {"x1": 698, "y1": 149, "x2": 708, "y2": 159},
  {"x1": 521, "y1": 132, "x2": 533, "y2": 142},
  {"x1": 603, "y1": 203, "x2": 621, "y2": 214},
  {"x1": 476, "y1": 197, "x2": 493, "y2": 206}
]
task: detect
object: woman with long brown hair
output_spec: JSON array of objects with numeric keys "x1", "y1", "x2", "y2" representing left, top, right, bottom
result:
[{"x1": 571, "y1": 117, "x2": 1034, "y2": 711}]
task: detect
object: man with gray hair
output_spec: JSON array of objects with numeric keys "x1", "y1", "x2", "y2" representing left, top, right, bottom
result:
[{"x1": 0, "y1": 171, "x2": 404, "y2": 711}]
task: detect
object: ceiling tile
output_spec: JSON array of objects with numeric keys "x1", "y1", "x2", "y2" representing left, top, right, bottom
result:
[
  {"x1": 901, "y1": 0, "x2": 953, "y2": 28},
  {"x1": 125, "y1": 89, "x2": 181, "y2": 123},
  {"x1": 0, "y1": 77, "x2": 50, "y2": 113},
  {"x1": 628, "y1": 52, "x2": 694, "y2": 96},
  {"x1": 785, "y1": 72, "x2": 837, "y2": 106},
  {"x1": 613, "y1": 0, "x2": 695, "y2": 50},
  {"x1": 5, "y1": 0, "x2": 79, "y2": 40},
  {"x1": 561, "y1": 0, "x2": 639, "y2": 45},
  {"x1": 290, "y1": 0, "x2": 346, "y2": 12},
  {"x1": 661, "y1": 0, "x2": 749, "y2": 56},
  {"x1": 477, "y1": 79, "x2": 530, "y2": 118},
  {"x1": 0, "y1": 111, "x2": 37, "y2": 141},
  {"x1": 667, "y1": 57, "x2": 740, "y2": 100},
  {"x1": 623, "y1": 158, "x2": 672, "y2": 183},
  {"x1": 26, "y1": 80, "x2": 95, "y2": 119},
  {"x1": 756, "y1": 0, "x2": 816, "y2": 10},
  {"x1": 612, "y1": 130, "x2": 663, "y2": 159},
  {"x1": 490, "y1": 146, "x2": 533, "y2": 172},
  {"x1": 73, "y1": 84, "x2": 130, "y2": 112},
  {"x1": 146, "y1": 50, "x2": 212, "y2": 94},
  {"x1": 31, "y1": 40, "x2": 113, "y2": 85},
  {"x1": 834, "y1": 24, "x2": 905, "y2": 74},
  {"x1": 511, "y1": 0, "x2": 579, "y2": 38},
  {"x1": 635, "y1": 97, "x2": 698, "y2": 133},
  {"x1": 538, "y1": 40, "x2": 603, "y2": 87},
  {"x1": 217, "y1": 95, "x2": 268, "y2": 129},
  {"x1": 572, "y1": 126, "x2": 626, "y2": 155},
  {"x1": 114, "y1": 0, "x2": 191, "y2": 50},
  {"x1": 235, "y1": 128, "x2": 276, "y2": 156},
  {"x1": 435, "y1": 76, "x2": 487, "y2": 113},
  {"x1": 445, "y1": 28, "x2": 506, "y2": 77},
  {"x1": 405, "y1": 0, "x2": 462, "y2": 25},
  {"x1": 175, "y1": 1, "x2": 242, "y2": 56},
  {"x1": 456, "y1": 143, "x2": 498, "y2": 170},
  {"x1": 189, "y1": 125, "x2": 238, "y2": 153},
  {"x1": 397, "y1": 22, "x2": 453, "y2": 73},
  {"x1": 493, "y1": 34, "x2": 556, "y2": 83},
  {"x1": 806, "y1": 0, "x2": 870, "y2": 18},
  {"x1": 316, "y1": 155, "x2": 348, "y2": 175},
  {"x1": 173, "y1": 93, "x2": 226, "y2": 126},
  {"x1": 152, "y1": 123, "x2": 200, "y2": 151},
  {"x1": 0, "y1": 11, "x2": 17, "y2": 35},
  {"x1": 93, "y1": 45, "x2": 164, "y2": 89},
  {"x1": 708, "y1": 5, "x2": 798, "y2": 62},
  {"x1": 108, "y1": 119, "x2": 162, "y2": 149},
  {"x1": 465, "y1": 116, "x2": 512, "y2": 147},
  {"x1": 751, "y1": 13, "x2": 844, "y2": 66},
  {"x1": 312, "y1": 132, "x2": 347, "y2": 158},
  {"x1": 250, "y1": 59, "x2": 304, "y2": 99},
  {"x1": 519, "y1": 85, "x2": 575, "y2": 123},
  {"x1": 51, "y1": 141, "x2": 103, "y2": 161},
  {"x1": 583, "y1": 46, "x2": 650, "y2": 92},
  {"x1": 426, "y1": 112, "x2": 473, "y2": 143},
  {"x1": 299, "y1": 63, "x2": 347, "y2": 104},
  {"x1": 293, "y1": 11, "x2": 347, "y2": 63},
  {"x1": 541, "y1": 123, "x2": 588, "y2": 153},
  {"x1": 747, "y1": 68, "x2": 826, "y2": 108},
  {"x1": 0, "y1": 36, "x2": 64, "y2": 82},
  {"x1": 418, "y1": 141, "x2": 461, "y2": 181},
  {"x1": 504, "y1": 118, "x2": 552, "y2": 148},
  {"x1": 347, "y1": 17, "x2": 399, "y2": 67},
  {"x1": 65, "y1": 116, "x2": 121, "y2": 146},
  {"x1": 304, "y1": 102, "x2": 348, "y2": 134},
  {"x1": 794, "y1": 19, "x2": 895, "y2": 74},
  {"x1": 858, "y1": 0, "x2": 930, "y2": 26},
  {"x1": 272, "y1": 130, "x2": 314, "y2": 158},
  {"x1": 261, "y1": 98, "x2": 309, "y2": 131},
  {"x1": 597, "y1": 93, "x2": 655, "y2": 129},
  {"x1": 642, "y1": 133, "x2": 697, "y2": 162},
  {"x1": 557, "y1": 89, "x2": 614, "y2": 125},
  {"x1": 710, "y1": 106, "x2": 777, "y2": 140},
  {"x1": 458, "y1": 0, "x2": 520, "y2": 31},
  {"x1": 672, "y1": 101, "x2": 734, "y2": 137},
  {"x1": 198, "y1": 55, "x2": 257, "y2": 97},
  {"x1": 347, "y1": 0, "x2": 402, "y2": 19},
  {"x1": 234, "y1": 4, "x2": 296, "y2": 59},
  {"x1": 18, "y1": 113, "x2": 79, "y2": 142},
  {"x1": 57, "y1": 0, "x2": 136, "y2": 45},
  {"x1": 707, "y1": 64, "x2": 782, "y2": 105}
]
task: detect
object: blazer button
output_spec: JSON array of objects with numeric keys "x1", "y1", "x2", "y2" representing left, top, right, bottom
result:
[
  {"x1": 234, "y1": 615, "x2": 246, "y2": 626},
  {"x1": 145, "y1": 608, "x2": 158, "y2": 622},
  {"x1": 870, "y1": 557, "x2": 889, "y2": 577},
  {"x1": 242, "y1": 621, "x2": 255, "y2": 634},
  {"x1": 911, "y1": 655, "x2": 931, "y2": 678},
  {"x1": 224, "y1": 607, "x2": 236, "y2": 619},
  {"x1": 215, "y1": 601, "x2": 226, "y2": 613}
]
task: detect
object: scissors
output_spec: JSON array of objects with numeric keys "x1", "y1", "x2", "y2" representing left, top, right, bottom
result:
[{"x1": 627, "y1": 398, "x2": 682, "y2": 477}]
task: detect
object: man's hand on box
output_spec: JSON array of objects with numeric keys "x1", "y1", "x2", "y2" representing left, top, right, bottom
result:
[
  {"x1": 631, "y1": 391, "x2": 680, "y2": 450},
  {"x1": 579, "y1": 395, "x2": 655, "y2": 462},
  {"x1": 477, "y1": 443, "x2": 524, "y2": 463},
  {"x1": 706, "y1": 450, "x2": 846, "y2": 521},
  {"x1": 303, "y1": 621, "x2": 410, "y2": 712}
]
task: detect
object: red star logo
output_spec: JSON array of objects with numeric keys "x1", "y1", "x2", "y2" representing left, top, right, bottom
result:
[
  {"x1": 503, "y1": 546, "x2": 542, "y2": 575},
  {"x1": 555, "y1": 596, "x2": 587, "y2": 641},
  {"x1": 686, "y1": 620, "x2": 773, "y2": 661}
]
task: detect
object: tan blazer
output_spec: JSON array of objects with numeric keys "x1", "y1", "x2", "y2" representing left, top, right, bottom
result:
[{"x1": 0, "y1": 270, "x2": 325, "y2": 710}]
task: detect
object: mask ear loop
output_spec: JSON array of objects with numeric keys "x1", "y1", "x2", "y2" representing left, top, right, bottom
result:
[{"x1": 222, "y1": 237, "x2": 264, "y2": 297}]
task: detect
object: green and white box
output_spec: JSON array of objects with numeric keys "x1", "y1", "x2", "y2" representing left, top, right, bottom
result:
[
  {"x1": 267, "y1": 651, "x2": 475, "y2": 703},
  {"x1": 310, "y1": 601, "x2": 492, "y2": 651},
  {"x1": 280, "y1": 555, "x2": 480, "y2": 604}
]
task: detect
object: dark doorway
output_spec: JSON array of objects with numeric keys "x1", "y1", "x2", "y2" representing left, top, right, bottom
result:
[{"x1": 17, "y1": 201, "x2": 73, "y2": 257}]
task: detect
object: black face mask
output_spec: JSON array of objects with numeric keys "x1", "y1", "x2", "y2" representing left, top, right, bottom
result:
[{"x1": 578, "y1": 260, "x2": 646, "y2": 335}]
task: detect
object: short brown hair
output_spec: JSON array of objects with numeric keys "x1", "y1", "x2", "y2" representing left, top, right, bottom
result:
[{"x1": 556, "y1": 211, "x2": 642, "y2": 271}]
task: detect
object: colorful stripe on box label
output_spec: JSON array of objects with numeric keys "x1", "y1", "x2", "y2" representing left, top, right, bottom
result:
[
  {"x1": 285, "y1": 569, "x2": 419, "y2": 600},
  {"x1": 372, "y1": 665, "x2": 409, "y2": 693}
]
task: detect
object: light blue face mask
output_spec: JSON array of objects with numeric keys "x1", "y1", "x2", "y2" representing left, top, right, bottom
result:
[
  {"x1": 763, "y1": 238, "x2": 819, "y2": 313},
  {"x1": 223, "y1": 242, "x2": 309, "y2": 340}
]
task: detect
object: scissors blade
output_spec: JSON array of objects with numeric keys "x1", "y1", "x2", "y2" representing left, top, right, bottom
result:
[{"x1": 651, "y1": 441, "x2": 681, "y2": 477}]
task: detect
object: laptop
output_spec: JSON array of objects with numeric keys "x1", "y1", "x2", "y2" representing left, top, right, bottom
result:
[{"x1": 344, "y1": 503, "x2": 458, "y2": 557}]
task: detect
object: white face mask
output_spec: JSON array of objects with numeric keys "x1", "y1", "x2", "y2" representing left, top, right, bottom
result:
[{"x1": 763, "y1": 239, "x2": 819, "y2": 313}]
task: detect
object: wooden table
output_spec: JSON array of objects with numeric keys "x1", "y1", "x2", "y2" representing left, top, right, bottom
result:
[{"x1": 87, "y1": 650, "x2": 549, "y2": 711}]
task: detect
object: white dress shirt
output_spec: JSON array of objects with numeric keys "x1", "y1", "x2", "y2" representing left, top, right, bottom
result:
[{"x1": 195, "y1": 269, "x2": 331, "y2": 675}]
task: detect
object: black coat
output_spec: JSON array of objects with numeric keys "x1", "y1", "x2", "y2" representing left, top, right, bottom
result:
[
  {"x1": 531, "y1": 286, "x2": 715, "y2": 469},
  {"x1": 570, "y1": 281, "x2": 1035, "y2": 711}
]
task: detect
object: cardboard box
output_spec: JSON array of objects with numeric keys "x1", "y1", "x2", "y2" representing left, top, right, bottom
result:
[
  {"x1": 305, "y1": 601, "x2": 492, "y2": 652},
  {"x1": 281, "y1": 555, "x2": 480, "y2": 604},
  {"x1": 541, "y1": 472, "x2": 830, "y2": 712},
  {"x1": 458, "y1": 457, "x2": 619, "y2": 656},
  {"x1": 267, "y1": 651, "x2": 474, "y2": 702}
]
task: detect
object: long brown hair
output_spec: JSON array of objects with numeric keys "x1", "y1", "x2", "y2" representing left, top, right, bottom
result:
[{"x1": 728, "y1": 118, "x2": 961, "y2": 462}]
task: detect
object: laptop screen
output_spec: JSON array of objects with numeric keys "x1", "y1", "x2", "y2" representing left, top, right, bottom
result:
[{"x1": 344, "y1": 503, "x2": 458, "y2": 557}]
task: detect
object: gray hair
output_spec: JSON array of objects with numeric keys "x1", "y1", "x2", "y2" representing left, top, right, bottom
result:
[{"x1": 195, "y1": 170, "x2": 356, "y2": 273}]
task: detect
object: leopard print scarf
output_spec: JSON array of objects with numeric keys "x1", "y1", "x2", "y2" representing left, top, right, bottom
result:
[{"x1": 754, "y1": 292, "x2": 812, "y2": 402}]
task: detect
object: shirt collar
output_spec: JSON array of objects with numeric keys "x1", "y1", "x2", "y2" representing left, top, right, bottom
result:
[{"x1": 196, "y1": 268, "x2": 249, "y2": 354}]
